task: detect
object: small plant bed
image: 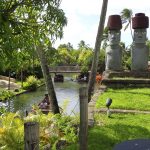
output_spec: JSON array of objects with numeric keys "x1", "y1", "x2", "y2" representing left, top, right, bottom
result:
[
  {"x1": 64, "y1": 113, "x2": 150, "y2": 150},
  {"x1": 22, "y1": 76, "x2": 40, "y2": 91},
  {"x1": 96, "y1": 88, "x2": 150, "y2": 111}
]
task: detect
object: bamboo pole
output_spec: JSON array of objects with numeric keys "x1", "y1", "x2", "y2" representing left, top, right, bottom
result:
[{"x1": 79, "y1": 87, "x2": 88, "y2": 150}]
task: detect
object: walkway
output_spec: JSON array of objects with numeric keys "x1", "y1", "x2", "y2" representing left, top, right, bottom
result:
[
  {"x1": 88, "y1": 84, "x2": 107, "y2": 126},
  {"x1": 0, "y1": 79, "x2": 21, "y2": 90},
  {"x1": 96, "y1": 108, "x2": 150, "y2": 114}
]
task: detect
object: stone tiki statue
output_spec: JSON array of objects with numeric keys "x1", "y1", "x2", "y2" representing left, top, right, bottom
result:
[
  {"x1": 105, "y1": 15, "x2": 122, "y2": 71},
  {"x1": 131, "y1": 13, "x2": 149, "y2": 71}
]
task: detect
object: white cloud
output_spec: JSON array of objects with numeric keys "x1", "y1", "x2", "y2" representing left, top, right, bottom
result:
[{"x1": 54, "y1": 0, "x2": 150, "y2": 49}]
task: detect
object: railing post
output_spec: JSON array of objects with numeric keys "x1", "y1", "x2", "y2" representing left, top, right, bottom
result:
[
  {"x1": 79, "y1": 87, "x2": 88, "y2": 150},
  {"x1": 24, "y1": 122, "x2": 39, "y2": 150}
]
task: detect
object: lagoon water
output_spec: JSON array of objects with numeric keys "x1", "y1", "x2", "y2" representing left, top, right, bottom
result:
[{"x1": 10, "y1": 75, "x2": 87, "y2": 115}]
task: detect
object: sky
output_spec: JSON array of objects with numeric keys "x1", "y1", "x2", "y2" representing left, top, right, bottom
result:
[{"x1": 54, "y1": 0, "x2": 150, "y2": 49}]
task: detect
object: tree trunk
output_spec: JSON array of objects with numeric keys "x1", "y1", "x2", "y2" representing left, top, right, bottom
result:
[
  {"x1": 8, "y1": 70, "x2": 11, "y2": 90},
  {"x1": 129, "y1": 20, "x2": 133, "y2": 40},
  {"x1": 87, "y1": 0, "x2": 108, "y2": 102},
  {"x1": 36, "y1": 45, "x2": 60, "y2": 114}
]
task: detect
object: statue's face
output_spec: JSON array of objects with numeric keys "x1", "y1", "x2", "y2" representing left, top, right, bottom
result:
[
  {"x1": 134, "y1": 29, "x2": 147, "y2": 43},
  {"x1": 108, "y1": 30, "x2": 120, "y2": 45}
]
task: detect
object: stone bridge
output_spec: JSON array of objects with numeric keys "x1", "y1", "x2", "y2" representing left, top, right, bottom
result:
[{"x1": 49, "y1": 66, "x2": 82, "y2": 73}]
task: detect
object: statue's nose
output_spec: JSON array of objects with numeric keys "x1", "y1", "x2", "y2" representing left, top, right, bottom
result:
[{"x1": 138, "y1": 35, "x2": 142, "y2": 38}]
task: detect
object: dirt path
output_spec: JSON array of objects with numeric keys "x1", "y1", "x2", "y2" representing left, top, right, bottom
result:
[{"x1": 88, "y1": 84, "x2": 107, "y2": 126}]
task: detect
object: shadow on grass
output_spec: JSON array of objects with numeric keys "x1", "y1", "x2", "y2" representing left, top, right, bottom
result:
[{"x1": 88, "y1": 124, "x2": 150, "y2": 150}]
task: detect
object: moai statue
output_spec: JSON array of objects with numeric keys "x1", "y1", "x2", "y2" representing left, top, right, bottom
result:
[
  {"x1": 105, "y1": 15, "x2": 122, "y2": 71},
  {"x1": 131, "y1": 13, "x2": 149, "y2": 71}
]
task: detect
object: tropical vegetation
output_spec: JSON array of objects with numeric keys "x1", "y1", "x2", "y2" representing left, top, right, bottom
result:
[
  {"x1": 0, "y1": 110, "x2": 79, "y2": 150},
  {"x1": 1, "y1": 1, "x2": 150, "y2": 149},
  {"x1": 22, "y1": 75, "x2": 40, "y2": 91},
  {"x1": 0, "y1": 90, "x2": 14, "y2": 101}
]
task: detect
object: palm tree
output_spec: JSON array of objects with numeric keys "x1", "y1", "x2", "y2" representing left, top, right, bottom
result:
[
  {"x1": 120, "y1": 8, "x2": 133, "y2": 39},
  {"x1": 36, "y1": 45, "x2": 60, "y2": 114},
  {"x1": 78, "y1": 40, "x2": 86, "y2": 49},
  {"x1": 87, "y1": 0, "x2": 108, "y2": 102}
]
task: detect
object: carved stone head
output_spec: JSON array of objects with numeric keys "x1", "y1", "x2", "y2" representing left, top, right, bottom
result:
[{"x1": 107, "y1": 15, "x2": 122, "y2": 45}]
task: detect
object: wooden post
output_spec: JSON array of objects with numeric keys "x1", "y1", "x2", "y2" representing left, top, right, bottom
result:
[
  {"x1": 79, "y1": 87, "x2": 88, "y2": 150},
  {"x1": 24, "y1": 122, "x2": 39, "y2": 150}
]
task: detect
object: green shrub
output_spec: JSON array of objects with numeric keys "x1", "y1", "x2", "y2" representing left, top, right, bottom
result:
[
  {"x1": 23, "y1": 76, "x2": 38, "y2": 91},
  {"x1": 0, "y1": 112, "x2": 24, "y2": 150},
  {"x1": 0, "y1": 90, "x2": 14, "y2": 101},
  {"x1": 0, "y1": 111, "x2": 78, "y2": 150}
]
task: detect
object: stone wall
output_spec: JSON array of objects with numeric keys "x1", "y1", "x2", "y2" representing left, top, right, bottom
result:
[{"x1": 103, "y1": 70, "x2": 150, "y2": 79}]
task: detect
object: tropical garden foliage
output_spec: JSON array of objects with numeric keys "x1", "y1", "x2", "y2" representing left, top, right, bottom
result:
[
  {"x1": 0, "y1": 90, "x2": 14, "y2": 101},
  {"x1": 0, "y1": 110, "x2": 79, "y2": 150},
  {"x1": 22, "y1": 75, "x2": 40, "y2": 91}
]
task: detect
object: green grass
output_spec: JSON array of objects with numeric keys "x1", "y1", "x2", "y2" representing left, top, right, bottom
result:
[
  {"x1": 64, "y1": 87, "x2": 150, "y2": 150},
  {"x1": 96, "y1": 88, "x2": 150, "y2": 111},
  {"x1": 64, "y1": 113, "x2": 150, "y2": 150}
]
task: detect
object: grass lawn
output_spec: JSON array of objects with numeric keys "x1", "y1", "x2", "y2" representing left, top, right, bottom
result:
[
  {"x1": 96, "y1": 88, "x2": 150, "y2": 111},
  {"x1": 64, "y1": 87, "x2": 150, "y2": 150},
  {"x1": 64, "y1": 113, "x2": 150, "y2": 150}
]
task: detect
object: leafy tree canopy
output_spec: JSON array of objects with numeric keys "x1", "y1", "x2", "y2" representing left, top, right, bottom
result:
[
  {"x1": 0, "y1": 0, "x2": 67, "y2": 73},
  {"x1": 0, "y1": 0, "x2": 67, "y2": 52}
]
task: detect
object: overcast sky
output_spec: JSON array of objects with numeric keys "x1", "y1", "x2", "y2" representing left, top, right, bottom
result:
[{"x1": 54, "y1": 0, "x2": 150, "y2": 49}]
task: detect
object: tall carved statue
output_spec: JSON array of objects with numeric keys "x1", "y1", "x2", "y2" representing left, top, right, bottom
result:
[
  {"x1": 105, "y1": 15, "x2": 122, "y2": 71},
  {"x1": 131, "y1": 13, "x2": 149, "y2": 71}
]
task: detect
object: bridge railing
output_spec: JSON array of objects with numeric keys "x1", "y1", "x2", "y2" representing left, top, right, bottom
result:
[{"x1": 49, "y1": 66, "x2": 82, "y2": 73}]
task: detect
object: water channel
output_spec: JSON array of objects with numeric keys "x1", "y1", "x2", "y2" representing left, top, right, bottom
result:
[{"x1": 9, "y1": 74, "x2": 87, "y2": 115}]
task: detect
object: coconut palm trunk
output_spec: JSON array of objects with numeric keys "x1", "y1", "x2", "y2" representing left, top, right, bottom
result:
[
  {"x1": 36, "y1": 45, "x2": 60, "y2": 114},
  {"x1": 129, "y1": 20, "x2": 133, "y2": 40},
  {"x1": 21, "y1": 68, "x2": 23, "y2": 88},
  {"x1": 87, "y1": 0, "x2": 108, "y2": 102}
]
